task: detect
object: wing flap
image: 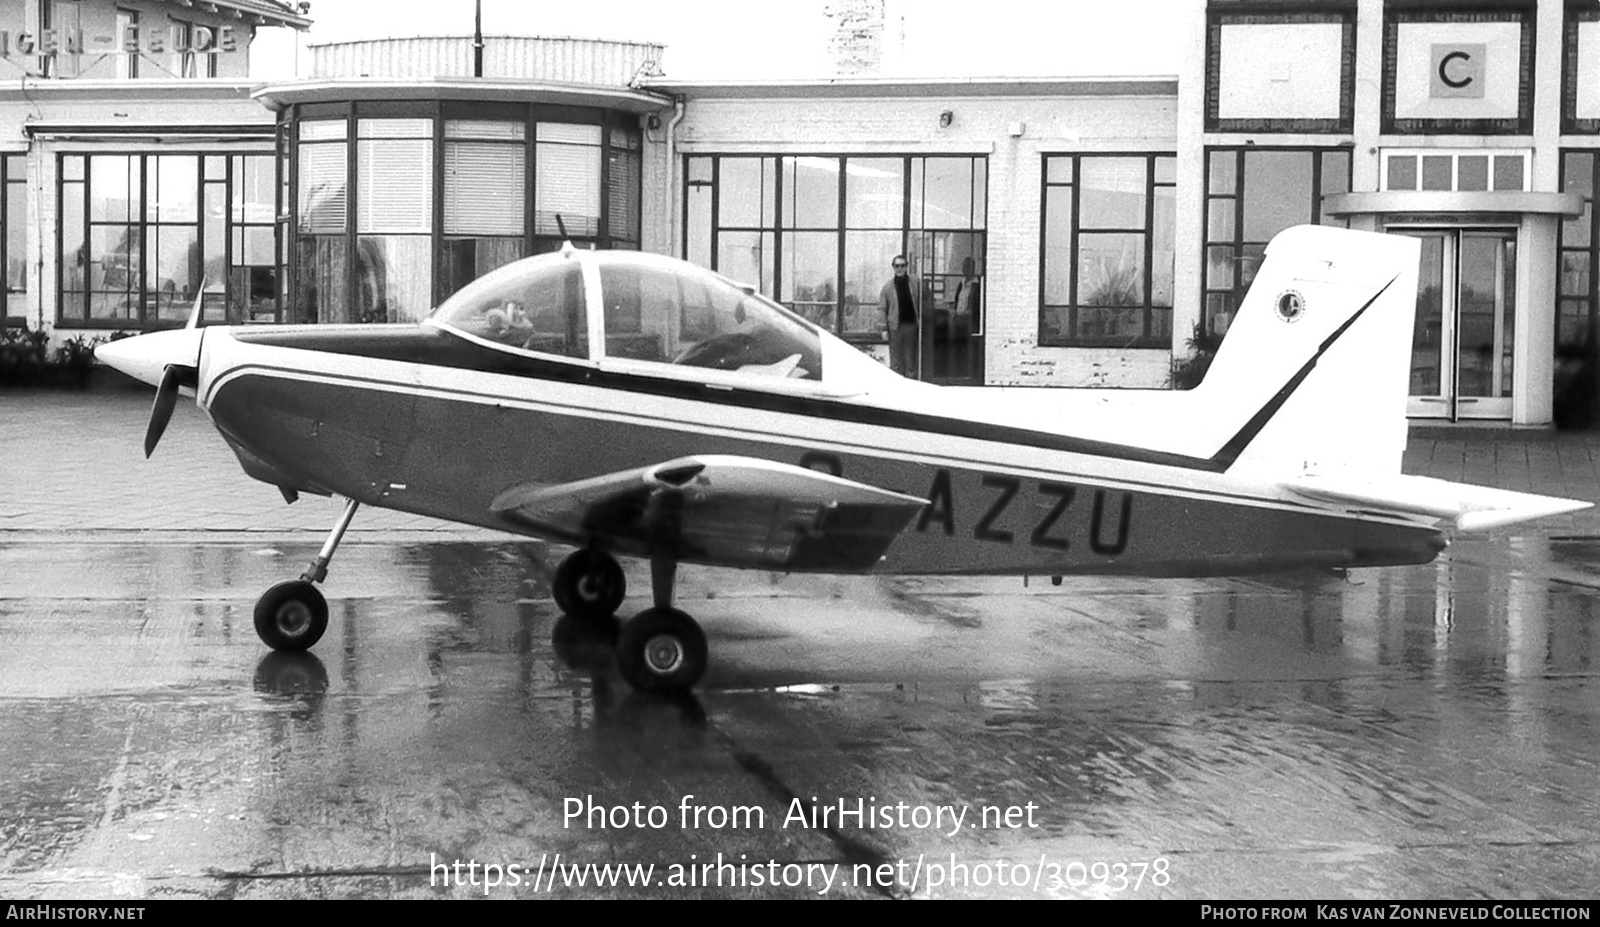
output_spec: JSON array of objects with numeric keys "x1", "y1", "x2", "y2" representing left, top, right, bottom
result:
[
  {"x1": 490, "y1": 455, "x2": 927, "y2": 571},
  {"x1": 1282, "y1": 473, "x2": 1590, "y2": 531}
]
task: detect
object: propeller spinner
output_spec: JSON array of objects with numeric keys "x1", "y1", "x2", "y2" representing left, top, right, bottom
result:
[{"x1": 95, "y1": 291, "x2": 207, "y2": 457}]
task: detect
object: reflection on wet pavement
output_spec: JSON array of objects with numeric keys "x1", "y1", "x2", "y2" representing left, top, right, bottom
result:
[{"x1": 0, "y1": 532, "x2": 1596, "y2": 898}]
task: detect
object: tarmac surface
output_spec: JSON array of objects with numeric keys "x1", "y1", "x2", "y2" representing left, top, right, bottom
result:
[{"x1": 2, "y1": 388, "x2": 1599, "y2": 900}]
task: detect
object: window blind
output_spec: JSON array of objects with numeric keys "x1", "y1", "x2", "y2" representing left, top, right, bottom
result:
[
  {"x1": 357, "y1": 138, "x2": 433, "y2": 233},
  {"x1": 534, "y1": 143, "x2": 599, "y2": 237},
  {"x1": 297, "y1": 143, "x2": 346, "y2": 234},
  {"x1": 444, "y1": 141, "x2": 525, "y2": 236},
  {"x1": 607, "y1": 148, "x2": 640, "y2": 242}
]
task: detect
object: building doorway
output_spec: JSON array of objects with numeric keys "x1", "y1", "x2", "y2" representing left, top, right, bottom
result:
[
  {"x1": 910, "y1": 229, "x2": 985, "y2": 384},
  {"x1": 1396, "y1": 228, "x2": 1517, "y2": 421}
]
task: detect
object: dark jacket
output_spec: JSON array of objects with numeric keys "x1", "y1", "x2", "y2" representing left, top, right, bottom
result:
[{"x1": 877, "y1": 275, "x2": 922, "y2": 333}]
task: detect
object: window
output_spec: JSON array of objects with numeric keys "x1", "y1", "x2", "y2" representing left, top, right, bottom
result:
[
  {"x1": 354, "y1": 118, "x2": 433, "y2": 323},
  {"x1": 691, "y1": 156, "x2": 776, "y2": 296},
  {"x1": 289, "y1": 106, "x2": 640, "y2": 325},
  {"x1": 144, "y1": 155, "x2": 200, "y2": 323},
  {"x1": 431, "y1": 255, "x2": 588, "y2": 359},
  {"x1": 77, "y1": 155, "x2": 139, "y2": 322},
  {"x1": 442, "y1": 120, "x2": 527, "y2": 299},
  {"x1": 3, "y1": 155, "x2": 25, "y2": 324},
  {"x1": 1202, "y1": 148, "x2": 1350, "y2": 338},
  {"x1": 780, "y1": 157, "x2": 840, "y2": 330},
  {"x1": 295, "y1": 118, "x2": 348, "y2": 325},
  {"x1": 1559, "y1": 151, "x2": 1596, "y2": 352},
  {"x1": 1381, "y1": 149, "x2": 1527, "y2": 193},
  {"x1": 683, "y1": 154, "x2": 987, "y2": 343},
  {"x1": 115, "y1": 9, "x2": 137, "y2": 79},
  {"x1": 596, "y1": 257, "x2": 822, "y2": 379},
  {"x1": 535, "y1": 123, "x2": 601, "y2": 240},
  {"x1": 606, "y1": 128, "x2": 641, "y2": 250},
  {"x1": 48, "y1": 1, "x2": 79, "y2": 78},
  {"x1": 231, "y1": 155, "x2": 278, "y2": 322},
  {"x1": 840, "y1": 157, "x2": 902, "y2": 336},
  {"x1": 1040, "y1": 153, "x2": 1175, "y2": 348},
  {"x1": 59, "y1": 152, "x2": 279, "y2": 327}
]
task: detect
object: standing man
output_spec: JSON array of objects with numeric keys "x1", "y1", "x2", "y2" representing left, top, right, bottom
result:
[{"x1": 878, "y1": 254, "x2": 921, "y2": 377}]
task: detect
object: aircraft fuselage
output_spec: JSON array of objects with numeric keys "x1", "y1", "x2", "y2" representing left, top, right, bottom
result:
[{"x1": 198, "y1": 325, "x2": 1445, "y2": 578}]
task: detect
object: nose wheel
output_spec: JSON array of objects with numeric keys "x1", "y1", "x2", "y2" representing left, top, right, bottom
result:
[
  {"x1": 253, "y1": 497, "x2": 357, "y2": 652},
  {"x1": 254, "y1": 580, "x2": 329, "y2": 651}
]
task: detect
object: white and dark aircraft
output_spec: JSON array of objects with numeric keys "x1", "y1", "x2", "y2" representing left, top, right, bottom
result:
[{"x1": 97, "y1": 226, "x2": 1589, "y2": 694}]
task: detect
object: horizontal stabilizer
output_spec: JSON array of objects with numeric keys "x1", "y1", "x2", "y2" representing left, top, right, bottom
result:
[
  {"x1": 1282, "y1": 473, "x2": 1590, "y2": 532},
  {"x1": 490, "y1": 455, "x2": 927, "y2": 571}
]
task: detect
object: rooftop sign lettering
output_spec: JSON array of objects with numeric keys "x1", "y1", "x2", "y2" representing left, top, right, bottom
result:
[{"x1": 0, "y1": 25, "x2": 239, "y2": 59}]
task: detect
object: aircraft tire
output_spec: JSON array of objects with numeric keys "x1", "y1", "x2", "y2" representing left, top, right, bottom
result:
[
  {"x1": 553, "y1": 548, "x2": 626, "y2": 620},
  {"x1": 254, "y1": 580, "x2": 329, "y2": 651},
  {"x1": 616, "y1": 607, "x2": 708, "y2": 694}
]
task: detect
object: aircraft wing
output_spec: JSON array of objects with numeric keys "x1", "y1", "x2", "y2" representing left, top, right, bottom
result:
[
  {"x1": 489, "y1": 455, "x2": 927, "y2": 571},
  {"x1": 1281, "y1": 473, "x2": 1590, "y2": 532}
]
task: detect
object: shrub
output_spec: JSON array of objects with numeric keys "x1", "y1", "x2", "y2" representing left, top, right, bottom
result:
[
  {"x1": 0, "y1": 327, "x2": 109, "y2": 387},
  {"x1": 0, "y1": 326, "x2": 49, "y2": 385},
  {"x1": 53, "y1": 334, "x2": 103, "y2": 383},
  {"x1": 1171, "y1": 322, "x2": 1225, "y2": 391}
]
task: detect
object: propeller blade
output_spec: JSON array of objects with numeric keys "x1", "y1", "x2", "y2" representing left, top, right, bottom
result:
[
  {"x1": 186, "y1": 279, "x2": 206, "y2": 329},
  {"x1": 144, "y1": 365, "x2": 181, "y2": 458}
]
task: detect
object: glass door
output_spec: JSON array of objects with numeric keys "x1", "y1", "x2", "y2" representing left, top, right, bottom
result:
[
  {"x1": 1400, "y1": 228, "x2": 1516, "y2": 421},
  {"x1": 910, "y1": 230, "x2": 985, "y2": 384}
]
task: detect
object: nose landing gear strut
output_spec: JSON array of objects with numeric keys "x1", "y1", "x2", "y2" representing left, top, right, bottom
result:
[{"x1": 253, "y1": 497, "x2": 359, "y2": 651}]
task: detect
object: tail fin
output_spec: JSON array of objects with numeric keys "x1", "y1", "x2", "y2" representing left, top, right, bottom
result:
[{"x1": 1192, "y1": 225, "x2": 1420, "y2": 477}]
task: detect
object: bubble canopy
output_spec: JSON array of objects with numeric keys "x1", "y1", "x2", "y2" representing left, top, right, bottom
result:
[{"x1": 428, "y1": 249, "x2": 825, "y2": 381}]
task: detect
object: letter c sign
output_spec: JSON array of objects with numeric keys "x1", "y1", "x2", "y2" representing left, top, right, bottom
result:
[{"x1": 1430, "y1": 43, "x2": 1485, "y2": 99}]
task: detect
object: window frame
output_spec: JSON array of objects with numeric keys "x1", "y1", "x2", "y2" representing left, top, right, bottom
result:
[
  {"x1": 1038, "y1": 151, "x2": 1176, "y2": 350},
  {"x1": 1200, "y1": 146, "x2": 1352, "y2": 340},
  {"x1": 56, "y1": 150, "x2": 281, "y2": 329},
  {"x1": 1379, "y1": 147, "x2": 1529, "y2": 193},
  {"x1": 115, "y1": 7, "x2": 138, "y2": 79},
  {"x1": 285, "y1": 101, "x2": 643, "y2": 322},
  {"x1": 681, "y1": 153, "x2": 989, "y2": 344},
  {"x1": 1558, "y1": 150, "x2": 1597, "y2": 354},
  {"x1": 2, "y1": 154, "x2": 26, "y2": 326},
  {"x1": 168, "y1": 18, "x2": 219, "y2": 79}
]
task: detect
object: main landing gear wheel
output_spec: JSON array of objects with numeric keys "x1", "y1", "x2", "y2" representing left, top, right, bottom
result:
[
  {"x1": 254, "y1": 580, "x2": 329, "y2": 651},
  {"x1": 553, "y1": 548, "x2": 626, "y2": 620},
  {"x1": 616, "y1": 607, "x2": 708, "y2": 694}
]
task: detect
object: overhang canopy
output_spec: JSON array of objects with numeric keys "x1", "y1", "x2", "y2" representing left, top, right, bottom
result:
[
  {"x1": 1324, "y1": 191, "x2": 1585, "y2": 219},
  {"x1": 161, "y1": 0, "x2": 312, "y2": 30},
  {"x1": 252, "y1": 78, "x2": 674, "y2": 115}
]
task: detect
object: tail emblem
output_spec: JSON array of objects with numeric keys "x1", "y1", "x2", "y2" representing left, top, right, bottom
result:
[{"x1": 1276, "y1": 290, "x2": 1307, "y2": 323}]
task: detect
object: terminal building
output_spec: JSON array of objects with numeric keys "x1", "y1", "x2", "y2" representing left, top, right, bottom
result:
[{"x1": 4, "y1": 0, "x2": 1599, "y2": 427}]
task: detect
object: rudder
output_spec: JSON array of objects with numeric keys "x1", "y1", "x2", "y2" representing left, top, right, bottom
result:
[{"x1": 1190, "y1": 225, "x2": 1421, "y2": 477}]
